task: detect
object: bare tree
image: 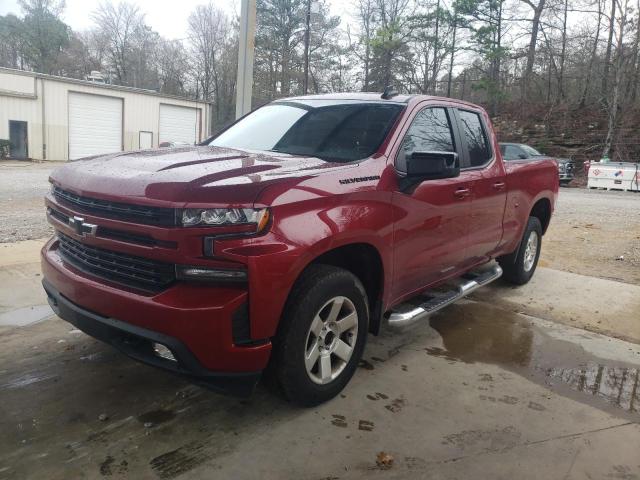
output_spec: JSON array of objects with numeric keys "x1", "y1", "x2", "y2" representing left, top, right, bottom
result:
[
  {"x1": 521, "y1": 0, "x2": 547, "y2": 100},
  {"x1": 602, "y1": 0, "x2": 632, "y2": 158},
  {"x1": 578, "y1": 0, "x2": 603, "y2": 107},
  {"x1": 601, "y1": 0, "x2": 617, "y2": 96},
  {"x1": 353, "y1": 0, "x2": 376, "y2": 90},
  {"x1": 91, "y1": 1, "x2": 146, "y2": 85},
  {"x1": 187, "y1": 2, "x2": 237, "y2": 128}
]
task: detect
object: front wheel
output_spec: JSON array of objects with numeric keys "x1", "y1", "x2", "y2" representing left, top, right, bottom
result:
[
  {"x1": 498, "y1": 216, "x2": 542, "y2": 285},
  {"x1": 271, "y1": 265, "x2": 369, "y2": 407}
]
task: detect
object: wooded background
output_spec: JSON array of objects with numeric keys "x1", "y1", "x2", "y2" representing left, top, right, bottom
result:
[{"x1": 2, "y1": 0, "x2": 640, "y2": 165}]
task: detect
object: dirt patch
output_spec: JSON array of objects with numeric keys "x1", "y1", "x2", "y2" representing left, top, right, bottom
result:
[{"x1": 542, "y1": 189, "x2": 640, "y2": 285}]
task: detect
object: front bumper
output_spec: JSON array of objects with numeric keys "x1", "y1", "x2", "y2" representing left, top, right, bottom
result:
[{"x1": 41, "y1": 238, "x2": 272, "y2": 396}]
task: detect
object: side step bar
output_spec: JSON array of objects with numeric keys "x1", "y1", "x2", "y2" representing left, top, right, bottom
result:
[{"x1": 387, "y1": 264, "x2": 503, "y2": 328}]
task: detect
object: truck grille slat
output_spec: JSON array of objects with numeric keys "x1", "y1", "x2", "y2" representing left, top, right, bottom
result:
[
  {"x1": 57, "y1": 233, "x2": 175, "y2": 292},
  {"x1": 53, "y1": 186, "x2": 176, "y2": 226}
]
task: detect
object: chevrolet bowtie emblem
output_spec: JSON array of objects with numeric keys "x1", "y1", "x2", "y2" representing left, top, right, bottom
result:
[{"x1": 68, "y1": 216, "x2": 98, "y2": 237}]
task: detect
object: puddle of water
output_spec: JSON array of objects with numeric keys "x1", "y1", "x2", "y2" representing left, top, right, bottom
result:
[
  {"x1": 0, "y1": 305, "x2": 53, "y2": 327},
  {"x1": 427, "y1": 302, "x2": 640, "y2": 415},
  {"x1": 544, "y1": 363, "x2": 639, "y2": 413}
]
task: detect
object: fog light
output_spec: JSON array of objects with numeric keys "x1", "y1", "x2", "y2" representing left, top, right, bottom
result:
[{"x1": 152, "y1": 342, "x2": 176, "y2": 362}]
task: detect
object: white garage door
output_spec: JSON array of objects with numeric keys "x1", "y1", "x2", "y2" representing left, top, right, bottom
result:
[
  {"x1": 68, "y1": 92, "x2": 122, "y2": 160},
  {"x1": 159, "y1": 104, "x2": 199, "y2": 145}
]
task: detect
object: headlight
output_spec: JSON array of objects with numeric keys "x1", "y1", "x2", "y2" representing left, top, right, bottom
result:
[{"x1": 181, "y1": 208, "x2": 270, "y2": 229}]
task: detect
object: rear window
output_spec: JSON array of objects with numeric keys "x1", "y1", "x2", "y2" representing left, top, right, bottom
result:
[
  {"x1": 210, "y1": 101, "x2": 404, "y2": 163},
  {"x1": 458, "y1": 110, "x2": 492, "y2": 167}
]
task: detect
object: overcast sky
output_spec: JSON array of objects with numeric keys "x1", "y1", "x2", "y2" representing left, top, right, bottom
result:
[{"x1": 0, "y1": 0, "x2": 354, "y2": 40}]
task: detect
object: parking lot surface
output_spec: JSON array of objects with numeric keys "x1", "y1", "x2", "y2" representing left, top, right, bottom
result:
[
  {"x1": 0, "y1": 162, "x2": 639, "y2": 479},
  {"x1": 1, "y1": 270, "x2": 639, "y2": 479}
]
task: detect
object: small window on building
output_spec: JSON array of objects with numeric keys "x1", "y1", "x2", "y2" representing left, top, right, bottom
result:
[{"x1": 459, "y1": 110, "x2": 491, "y2": 167}]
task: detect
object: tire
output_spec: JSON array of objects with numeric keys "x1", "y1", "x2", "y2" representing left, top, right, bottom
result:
[
  {"x1": 271, "y1": 264, "x2": 369, "y2": 407},
  {"x1": 498, "y1": 216, "x2": 542, "y2": 285}
]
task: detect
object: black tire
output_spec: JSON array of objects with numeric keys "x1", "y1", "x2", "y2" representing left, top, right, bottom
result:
[
  {"x1": 498, "y1": 216, "x2": 542, "y2": 285},
  {"x1": 271, "y1": 264, "x2": 369, "y2": 407}
]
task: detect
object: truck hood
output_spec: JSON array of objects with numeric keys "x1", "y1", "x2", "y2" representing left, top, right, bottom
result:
[{"x1": 50, "y1": 146, "x2": 352, "y2": 206}]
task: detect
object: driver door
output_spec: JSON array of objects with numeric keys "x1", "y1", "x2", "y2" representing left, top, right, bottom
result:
[{"x1": 390, "y1": 105, "x2": 473, "y2": 302}]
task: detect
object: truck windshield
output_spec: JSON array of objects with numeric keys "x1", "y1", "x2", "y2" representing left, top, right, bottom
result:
[{"x1": 208, "y1": 100, "x2": 404, "y2": 162}]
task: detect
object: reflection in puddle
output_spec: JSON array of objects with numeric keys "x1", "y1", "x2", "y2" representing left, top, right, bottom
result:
[
  {"x1": 545, "y1": 363, "x2": 639, "y2": 413},
  {"x1": 427, "y1": 302, "x2": 640, "y2": 415},
  {"x1": 428, "y1": 309, "x2": 533, "y2": 367}
]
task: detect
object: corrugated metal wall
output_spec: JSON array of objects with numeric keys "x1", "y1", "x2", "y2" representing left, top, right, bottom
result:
[{"x1": 0, "y1": 69, "x2": 211, "y2": 161}]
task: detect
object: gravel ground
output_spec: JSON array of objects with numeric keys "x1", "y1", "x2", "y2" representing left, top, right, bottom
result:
[
  {"x1": 541, "y1": 187, "x2": 640, "y2": 285},
  {"x1": 1, "y1": 161, "x2": 638, "y2": 284},
  {"x1": 0, "y1": 161, "x2": 57, "y2": 243}
]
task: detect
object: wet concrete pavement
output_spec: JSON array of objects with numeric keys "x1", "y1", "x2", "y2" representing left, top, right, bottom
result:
[
  {"x1": 1, "y1": 239, "x2": 640, "y2": 479},
  {"x1": 474, "y1": 266, "x2": 640, "y2": 344},
  {"x1": 2, "y1": 300, "x2": 639, "y2": 479}
]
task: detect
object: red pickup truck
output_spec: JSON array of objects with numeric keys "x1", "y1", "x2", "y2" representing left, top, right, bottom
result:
[{"x1": 42, "y1": 93, "x2": 558, "y2": 406}]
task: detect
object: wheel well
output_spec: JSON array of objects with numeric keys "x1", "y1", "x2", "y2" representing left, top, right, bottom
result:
[
  {"x1": 530, "y1": 198, "x2": 551, "y2": 234},
  {"x1": 311, "y1": 243, "x2": 384, "y2": 335}
]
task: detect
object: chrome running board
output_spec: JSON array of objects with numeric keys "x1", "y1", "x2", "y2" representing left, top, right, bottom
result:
[{"x1": 387, "y1": 264, "x2": 503, "y2": 328}]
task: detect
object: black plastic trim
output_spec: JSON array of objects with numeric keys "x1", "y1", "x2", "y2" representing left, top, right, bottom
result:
[
  {"x1": 53, "y1": 186, "x2": 176, "y2": 226},
  {"x1": 42, "y1": 279, "x2": 261, "y2": 397}
]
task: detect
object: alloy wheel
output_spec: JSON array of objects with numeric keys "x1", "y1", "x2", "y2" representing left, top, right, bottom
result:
[{"x1": 304, "y1": 296, "x2": 359, "y2": 385}]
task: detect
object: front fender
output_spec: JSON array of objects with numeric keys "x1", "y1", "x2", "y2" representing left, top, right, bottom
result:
[{"x1": 216, "y1": 191, "x2": 394, "y2": 340}]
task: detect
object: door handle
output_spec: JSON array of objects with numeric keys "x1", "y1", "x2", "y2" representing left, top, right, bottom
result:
[
  {"x1": 454, "y1": 188, "x2": 471, "y2": 199},
  {"x1": 493, "y1": 181, "x2": 506, "y2": 190}
]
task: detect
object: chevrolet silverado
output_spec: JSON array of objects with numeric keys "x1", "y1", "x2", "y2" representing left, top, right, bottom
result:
[{"x1": 42, "y1": 92, "x2": 558, "y2": 406}]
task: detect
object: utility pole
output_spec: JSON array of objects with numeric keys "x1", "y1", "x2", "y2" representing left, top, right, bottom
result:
[
  {"x1": 236, "y1": 0, "x2": 257, "y2": 119},
  {"x1": 303, "y1": 0, "x2": 311, "y2": 94}
]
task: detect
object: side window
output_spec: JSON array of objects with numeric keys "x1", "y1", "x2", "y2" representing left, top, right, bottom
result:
[
  {"x1": 503, "y1": 145, "x2": 523, "y2": 161},
  {"x1": 397, "y1": 107, "x2": 455, "y2": 172},
  {"x1": 458, "y1": 110, "x2": 492, "y2": 167}
]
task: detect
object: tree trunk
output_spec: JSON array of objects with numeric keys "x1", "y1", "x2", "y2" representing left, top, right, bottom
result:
[
  {"x1": 557, "y1": 0, "x2": 568, "y2": 101},
  {"x1": 629, "y1": 0, "x2": 640, "y2": 103},
  {"x1": 447, "y1": 9, "x2": 458, "y2": 97},
  {"x1": 522, "y1": 0, "x2": 546, "y2": 102},
  {"x1": 578, "y1": 0, "x2": 603, "y2": 108},
  {"x1": 489, "y1": 1, "x2": 502, "y2": 116},
  {"x1": 603, "y1": 0, "x2": 629, "y2": 158},
  {"x1": 281, "y1": 37, "x2": 290, "y2": 96},
  {"x1": 364, "y1": 29, "x2": 371, "y2": 90},
  {"x1": 431, "y1": 0, "x2": 440, "y2": 94},
  {"x1": 601, "y1": 0, "x2": 617, "y2": 98}
]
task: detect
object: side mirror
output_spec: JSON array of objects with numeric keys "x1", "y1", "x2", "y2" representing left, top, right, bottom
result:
[
  {"x1": 518, "y1": 153, "x2": 528, "y2": 159},
  {"x1": 406, "y1": 151, "x2": 460, "y2": 180}
]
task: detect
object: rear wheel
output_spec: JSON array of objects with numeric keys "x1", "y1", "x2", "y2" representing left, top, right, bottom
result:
[
  {"x1": 498, "y1": 216, "x2": 542, "y2": 285},
  {"x1": 271, "y1": 265, "x2": 369, "y2": 407}
]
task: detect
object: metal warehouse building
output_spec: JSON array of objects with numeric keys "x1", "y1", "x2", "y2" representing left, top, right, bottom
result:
[{"x1": 0, "y1": 67, "x2": 212, "y2": 161}]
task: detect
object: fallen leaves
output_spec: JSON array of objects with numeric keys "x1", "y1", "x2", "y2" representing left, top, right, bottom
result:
[{"x1": 376, "y1": 451, "x2": 394, "y2": 469}]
